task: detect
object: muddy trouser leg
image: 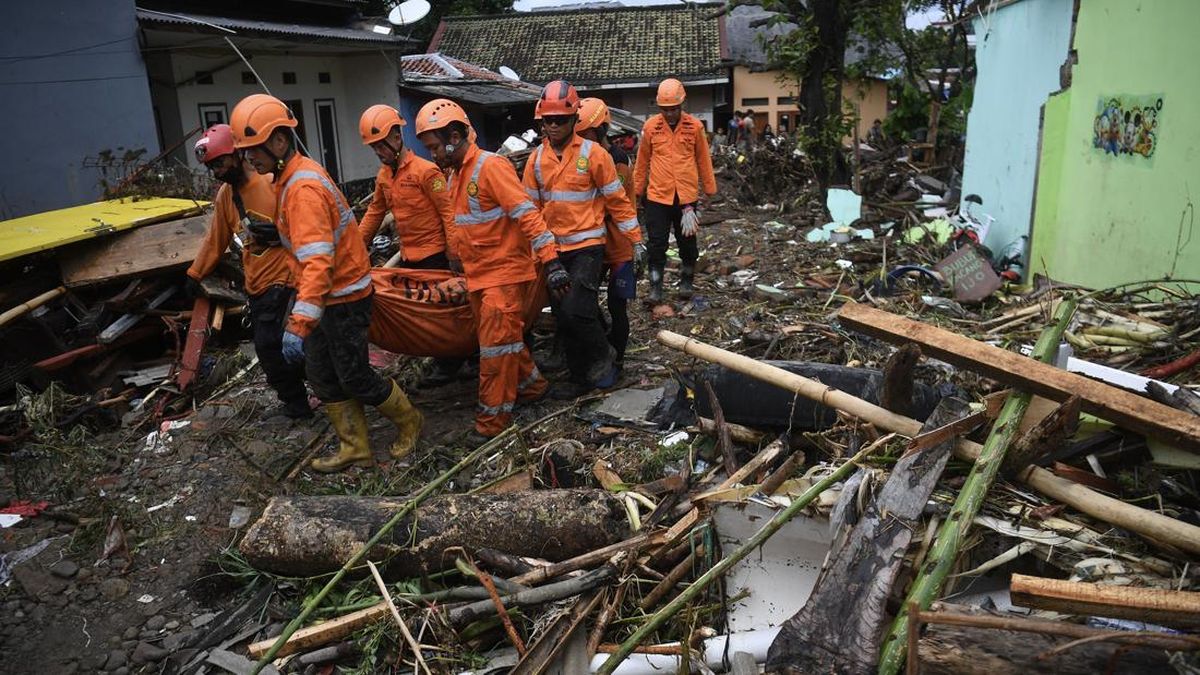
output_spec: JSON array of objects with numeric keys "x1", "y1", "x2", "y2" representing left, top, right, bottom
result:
[
  {"x1": 606, "y1": 261, "x2": 634, "y2": 364},
  {"x1": 249, "y1": 286, "x2": 308, "y2": 406},
  {"x1": 471, "y1": 283, "x2": 545, "y2": 436},
  {"x1": 303, "y1": 294, "x2": 391, "y2": 407},
  {"x1": 554, "y1": 246, "x2": 613, "y2": 384}
]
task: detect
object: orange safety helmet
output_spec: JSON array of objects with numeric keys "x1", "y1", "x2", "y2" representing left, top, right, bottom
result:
[
  {"x1": 576, "y1": 97, "x2": 610, "y2": 132},
  {"x1": 414, "y1": 99, "x2": 471, "y2": 136},
  {"x1": 538, "y1": 80, "x2": 580, "y2": 117},
  {"x1": 230, "y1": 94, "x2": 297, "y2": 149},
  {"x1": 533, "y1": 98, "x2": 543, "y2": 121},
  {"x1": 359, "y1": 104, "x2": 406, "y2": 145},
  {"x1": 656, "y1": 78, "x2": 686, "y2": 107}
]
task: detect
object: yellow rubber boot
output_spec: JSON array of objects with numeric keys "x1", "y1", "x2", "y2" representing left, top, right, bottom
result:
[
  {"x1": 376, "y1": 380, "x2": 423, "y2": 460},
  {"x1": 311, "y1": 400, "x2": 373, "y2": 473}
]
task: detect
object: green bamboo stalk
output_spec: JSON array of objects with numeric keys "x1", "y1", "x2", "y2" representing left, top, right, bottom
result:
[
  {"x1": 876, "y1": 299, "x2": 1076, "y2": 675},
  {"x1": 251, "y1": 427, "x2": 519, "y2": 674},
  {"x1": 595, "y1": 442, "x2": 877, "y2": 675}
]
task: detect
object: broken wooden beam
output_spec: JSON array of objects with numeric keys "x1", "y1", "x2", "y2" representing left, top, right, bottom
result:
[
  {"x1": 837, "y1": 302, "x2": 1200, "y2": 452},
  {"x1": 656, "y1": 330, "x2": 1200, "y2": 555},
  {"x1": 176, "y1": 295, "x2": 212, "y2": 391},
  {"x1": 59, "y1": 213, "x2": 209, "y2": 287},
  {"x1": 239, "y1": 490, "x2": 631, "y2": 579},
  {"x1": 1010, "y1": 573, "x2": 1200, "y2": 629}
]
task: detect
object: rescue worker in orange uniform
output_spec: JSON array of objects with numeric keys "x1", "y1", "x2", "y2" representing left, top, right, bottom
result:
[
  {"x1": 523, "y1": 81, "x2": 643, "y2": 398},
  {"x1": 413, "y1": 98, "x2": 568, "y2": 441},
  {"x1": 574, "y1": 98, "x2": 641, "y2": 372},
  {"x1": 188, "y1": 124, "x2": 311, "y2": 420},
  {"x1": 356, "y1": 104, "x2": 464, "y2": 388},
  {"x1": 633, "y1": 78, "x2": 718, "y2": 303},
  {"x1": 229, "y1": 94, "x2": 422, "y2": 472}
]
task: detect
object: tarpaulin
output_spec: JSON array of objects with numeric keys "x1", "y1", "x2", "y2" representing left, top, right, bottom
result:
[{"x1": 368, "y1": 267, "x2": 548, "y2": 358}]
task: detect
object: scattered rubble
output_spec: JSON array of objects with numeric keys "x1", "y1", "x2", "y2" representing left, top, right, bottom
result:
[{"x1": 0, "y1": 137, "x2": 1198, "y2": 675}]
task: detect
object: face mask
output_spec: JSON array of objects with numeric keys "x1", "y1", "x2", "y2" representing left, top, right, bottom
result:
[{"x1": 218, "y1": 163, "x2": 246, "y2": 185}]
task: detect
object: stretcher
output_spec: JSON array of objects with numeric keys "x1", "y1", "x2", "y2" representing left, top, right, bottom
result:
[{"x1": 366, "y1": 267, "x2": 547, "y2": 358}]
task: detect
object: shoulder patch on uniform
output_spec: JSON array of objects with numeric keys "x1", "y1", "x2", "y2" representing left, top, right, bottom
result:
[
  {"x1": 431, "y1": 176, "x2": 447, "y2": 193},
  {"x1": 575, "y1": 156, "x2": 589, "y2": 173},
  {"x1": 466, "y1": 181, "x2": 479, "y2": 197}
]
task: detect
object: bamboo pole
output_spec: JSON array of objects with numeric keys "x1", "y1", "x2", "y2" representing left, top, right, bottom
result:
[
  {"x1": 0, "y1": 286, "x2": 65, "y2": 328},
  {"x1": 876, "y1": 300, "x2": 1074, "y2": 675},
  {"x1": 654, "y1": 331, "x2": 1200, "y2": 555},
  {"x1": 595, "y1": 443, "x2": 874, "y2": 675},
  {"x1": 250, "y1": 427, "x2": 518, "y2": 674}
]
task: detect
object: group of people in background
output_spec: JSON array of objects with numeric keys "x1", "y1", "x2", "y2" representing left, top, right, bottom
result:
[{"x1": 186, "y1": 77, "x2": 716, "y2": 473}]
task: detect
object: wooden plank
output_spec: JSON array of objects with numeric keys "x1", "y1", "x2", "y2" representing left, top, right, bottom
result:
[
  {"x1": 837, "y1": 302, "x2": 1200, "y2": 453},
  {"x1": 0, "y1": 197, "x2": 204, "y2": 262},
  {"x1": 766, "y1": 399, "x2": 970, "y2": 675},
  {"x1": 247, "y1": 605, "x2": 386, "y2": 659},
  {"x1": 1010, "y1": 573, "x2": 1200, "y2": 628},
  {"x1": 59, "y1": 213, "x2": 210, "y2": 287}
]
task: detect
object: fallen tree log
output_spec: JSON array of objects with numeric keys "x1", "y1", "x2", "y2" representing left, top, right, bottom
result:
[
  {"x1": 916, "y1": 622, "x2": 1171, "y2": 674},
  {"x1": 656, "y1": 330, "x2": 1200, "y2": 555},
  {"x1": 1010, "y1": 573, "x2": 1200, "y2": 629},
  {"x1": 240, "y1": 490, "x2": 630, "y2": 578}
]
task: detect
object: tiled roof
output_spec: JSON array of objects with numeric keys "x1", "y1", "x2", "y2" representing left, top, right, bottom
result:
[{"x1": 429, "y1": 3, "x2": 727, "y2": 85}]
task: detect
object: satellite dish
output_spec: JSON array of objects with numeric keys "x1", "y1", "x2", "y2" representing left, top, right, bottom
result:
[
  {"x1": 499, "y1": 66, "x2": 521, "y2": 81},
  {"x1": 388, "y1": 0, "x2": 431, "y2": 26}
]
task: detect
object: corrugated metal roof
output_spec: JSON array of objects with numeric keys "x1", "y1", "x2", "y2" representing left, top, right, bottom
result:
[
  {"x1": 430, "y1": 4, "x2": 727, "y2": 85},
  {"x1": 136, "y1": 8, "x2": 411, "y2": 46},
  {"x1": 400, "y1": 52, "x2": 543, "y2": 107}
]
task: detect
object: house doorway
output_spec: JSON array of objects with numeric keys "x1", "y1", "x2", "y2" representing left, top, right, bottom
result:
[
  {"x1": 314, "y1": 99, "x2": 341, "y2": 183},
  {"x1": 282, "y1": 99, "x2": 309, "y2": 156}
]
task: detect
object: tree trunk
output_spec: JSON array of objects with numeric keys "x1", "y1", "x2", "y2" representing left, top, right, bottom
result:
[
  {"x1": 917, "y1": 623, "x2": 1170, "y2": 675},
  {"x1": 239, "y1": 490, "x2": 631, "y2": 579},
  {"x1": 799, "y1": 0, "x2": 850, "y2": 196}
]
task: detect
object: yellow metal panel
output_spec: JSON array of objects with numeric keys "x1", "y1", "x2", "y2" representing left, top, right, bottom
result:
[{"x1": 0, "y1": 197, "x2": 209, "y2": 262}]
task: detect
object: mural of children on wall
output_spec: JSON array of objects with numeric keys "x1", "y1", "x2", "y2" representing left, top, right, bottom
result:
[{"x1": 1093, "y1": 95, "x2": 1162, "y2": 159}]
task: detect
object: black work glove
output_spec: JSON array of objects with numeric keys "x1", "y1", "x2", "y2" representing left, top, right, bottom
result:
[
  {"x1": 244, "y1": 216, "x2": 282, "y2": 247},
  {"x1": 545, "y1": 257, "x2": 571, "y2": 300}
]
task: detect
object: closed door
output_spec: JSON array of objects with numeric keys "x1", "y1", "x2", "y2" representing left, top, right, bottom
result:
[{"x1": 314, "y1": 99, "x2": 341, "y2": 183}]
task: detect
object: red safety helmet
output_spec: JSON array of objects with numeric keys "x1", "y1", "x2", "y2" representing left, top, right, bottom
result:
[
  {"x1": 194, "y1": 124, "x2": 237, "y2": 164},
  {"x1": 538, "y1": 80, "x2": 580, "y2": 117}
]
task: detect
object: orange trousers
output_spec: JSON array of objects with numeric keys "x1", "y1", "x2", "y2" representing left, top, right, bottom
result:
[{"x1": 470, "y1": 282, "x2": 547, "y2": 436}]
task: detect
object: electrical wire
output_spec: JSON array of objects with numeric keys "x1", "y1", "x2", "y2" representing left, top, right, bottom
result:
[{"x1": 0, "y1": 36, "x2": 136, "y2": 63}]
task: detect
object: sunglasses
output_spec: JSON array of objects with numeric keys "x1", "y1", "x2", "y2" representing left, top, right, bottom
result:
[{"x1": 542, "y1": 115, "x2": 574, "y2": 127}]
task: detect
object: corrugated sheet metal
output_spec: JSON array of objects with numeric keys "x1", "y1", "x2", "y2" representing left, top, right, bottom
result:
[{"x1": 136, "y1": 8, "x2": 409, "y2": 46}]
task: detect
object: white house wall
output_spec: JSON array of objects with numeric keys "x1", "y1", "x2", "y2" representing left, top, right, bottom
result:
[
  {"x1": 167, "y1": 50, "x2": 398, "y2": 183},
  {"x1": 959, "y1": 0, "x2": 1074, "y2": 253}
]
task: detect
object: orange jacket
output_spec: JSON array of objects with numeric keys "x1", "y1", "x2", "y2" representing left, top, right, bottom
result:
[
  {"x1": 358, "y1": 151, "x2": 455, "y2": 262},
  {"x1": 633, "y1": 112, "x2": 717, "y2": 205},
  {"x1": 274, "y1": 154, "x2": 373, "y2": 338},
  {"x1": 187, "y1": 172, "x2": 294, "y2": 296},
  {"x1": 604, "y1": 145, "x2": 636, "y2": 266},
  {"x1": 522, "y1": 135, "x2": 641, "y2": 254},
  {"x1": 449, "y1": 144, "x2": 558, "y2": 291}
]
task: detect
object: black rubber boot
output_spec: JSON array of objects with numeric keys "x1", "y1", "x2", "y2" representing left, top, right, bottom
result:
[
  {"x1": 678, "y1": 263, "x2": 695, "y2": 300},
  {"x1": 648, "y1": 266, "x2": 664, "y2": 304}
]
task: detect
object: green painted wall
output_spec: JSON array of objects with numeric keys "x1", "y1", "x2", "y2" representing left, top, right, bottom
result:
[{"x1": 1030, "y1": 0, "x2": 1199, "y2": 289}]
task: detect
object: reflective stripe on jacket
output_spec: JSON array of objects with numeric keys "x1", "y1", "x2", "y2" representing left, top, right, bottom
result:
[
  {"x1": 274, "y1": 155, "x2": 373, "y2": 337},
  {"x1": 449, "y1": 144, "x2": 558, "y2": 291},
  {"x1": 522, "y1": 135, "x2": 640, "y2": 253}
]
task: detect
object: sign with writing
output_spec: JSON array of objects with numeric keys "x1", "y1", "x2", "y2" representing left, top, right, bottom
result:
[{"x1": 934, "y1": 245, "x2": 1001, "y2": 303}]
